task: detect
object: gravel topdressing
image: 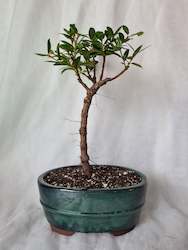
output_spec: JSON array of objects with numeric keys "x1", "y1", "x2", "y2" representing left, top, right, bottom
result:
[{"x1": 43, "y1": 165, "x2": 142, "y2": 189}]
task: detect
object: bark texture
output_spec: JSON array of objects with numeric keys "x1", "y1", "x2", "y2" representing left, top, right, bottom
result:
[{"x1": 80, "y1": 89, "x2": 95, "y2": 177}]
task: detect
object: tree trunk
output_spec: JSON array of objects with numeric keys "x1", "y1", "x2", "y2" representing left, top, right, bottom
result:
[{"x1": 80, "y1": 90, "x2": 95, "y2": 177}]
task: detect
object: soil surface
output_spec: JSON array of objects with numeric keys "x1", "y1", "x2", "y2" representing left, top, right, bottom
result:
[{"x1": 43, "y1": 165, "x2": 142, "y2": 189}]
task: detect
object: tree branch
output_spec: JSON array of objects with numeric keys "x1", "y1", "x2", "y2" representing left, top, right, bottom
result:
[
  {"x1": 99, "y1": 56, "x2": 106, "y2": 80},
  {"x1": 97, "y1": 65, "x2": 129, "y2": 88},
  {"x1": 75, "y1": 70, "x2": 90, "y2": 91},
  {"x1": 108, "y1": 66, "x2": 129, "y2": 82}
]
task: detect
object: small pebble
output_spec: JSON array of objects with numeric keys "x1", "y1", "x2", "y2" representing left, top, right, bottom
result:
[{"x1": 102, "y1": 183, "x2": 108, "y2": 188}]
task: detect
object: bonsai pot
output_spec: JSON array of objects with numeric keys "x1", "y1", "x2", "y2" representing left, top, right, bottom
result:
[{"x1": 38, "y1": 165, "x2": 147, "y2": 235}]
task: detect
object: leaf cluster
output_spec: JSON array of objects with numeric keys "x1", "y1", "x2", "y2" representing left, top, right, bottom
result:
[{"x1": 36, "y1": 24, "x2": 144, "y2": 82}]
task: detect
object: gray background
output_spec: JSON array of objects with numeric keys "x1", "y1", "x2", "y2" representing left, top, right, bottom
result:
[{"x1": 0, "y1": 0, "x2": 188, "y2": 249}]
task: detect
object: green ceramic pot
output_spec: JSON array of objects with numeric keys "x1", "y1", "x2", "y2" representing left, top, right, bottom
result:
[{"x1": 38, "y1": 165, "x2": 147, "y2": 233}]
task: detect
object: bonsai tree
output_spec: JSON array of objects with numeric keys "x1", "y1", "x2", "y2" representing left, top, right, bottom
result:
[{"x1": 37, "y1": 24, "x2": 144, "y2": 178}]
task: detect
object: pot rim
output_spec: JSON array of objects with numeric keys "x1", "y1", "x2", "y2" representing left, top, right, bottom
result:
[{"x1": 38, "y1": 165, "x2": 147, "y2": 192}]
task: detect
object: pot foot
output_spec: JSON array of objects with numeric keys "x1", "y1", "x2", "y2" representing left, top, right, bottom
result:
[
  {"x1": 111, "y1": 226, "x2": 135, "y2": 236},
  {"x1": 50, "y1": 225, "x2": 75, "y2": 236}
]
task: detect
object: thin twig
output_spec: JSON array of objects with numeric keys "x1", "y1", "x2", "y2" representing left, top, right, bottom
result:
[
  {"x1": 86, "y1": 68, "x2": 94, "y2": 81},
  {"x1": 100, "y1": 56, "x2": 106, "y2": 80},
  {"x1": 82, "y1": 72, "x2": 93, "y2": 82},
  {"x1": 93, "y1": 66, "x2": 96, "y2": 83},
  {"x1": 64, "y1": 118, "x2": 80, "y2": 123}
]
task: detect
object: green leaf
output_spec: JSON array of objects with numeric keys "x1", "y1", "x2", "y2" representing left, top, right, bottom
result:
[
  {"x1": 89, "y1": 28, "x2": 95, "y2": 39},
  {"x1": 92, "y1": 40, "x2": 103, "y2": 50},
  {"x1": 123, "y1": 49, "x2": 129, "y2": 60},
  {"x1": 119, "y1": 32, "x2": 124, "y2": 42},
  {"x1": 130, "y1": 31, "x2": 144, "y2": 37},
  {"x1": 54, "y1": 62, "x2": 63, "y2": 65},
  {"x1": 89, "y1": 50, "x2": 100, "y2": 57},
  {"x1": 123, "y1": 25, "x2": 129, "y2": 35},
  {"x1": 114, "y1": 26, "x2": 123, "y2": 35},
  {"x1": 113, "y1": 52, "x2": 122, "y2": 58},
  {"x1": 57, "y1": 43, "x2": 60, "y2": 59},
  {"x1": 45, "y1": 60, "x2": 56, "y2": 63},
  {"x1": 81, "y1": 50, "x2": 90, "y2": 60},
  {"x1": 114, "y1": 38, "x2": 122, "y2": 48},
  {"x1": 81, "y1": 61, "x2": 96, "y2": 69},
  {"x1": 132, "y1": 45, "x2": 143, "y2": 57},
  {"x1": 63, "y1": 33, "x2": 72, "y2": 40},
  {"x1": 35, "y1": 53, "x2": 48, "y2": 56},
  {"x1": 64, "y1": 28, "x2": 70, "y2": 35},
  {"x1": 76, "y1": 43, "x2": 84, "y2": 50},
  {"x1": 132, "y1": 62, "x2": 142, "y2": 68},
  {"x1": 47, "y1": 39, "x2": 51, "y2": 53},
  {"x1": 82, "y1": 40, "x2": 90, "y2": 47},
  {"x1": 70, "y1": 24, "x2": 77, "y2": 32},
  {"x1": 104, "y1": 50, "x2": 114, "y2": 55},
  {"x1": 60, "y1": 53, "x2": 69, "y2": 60},
  {"x1": 95, "y1": 31, "x2": 105, "y2": 40},
  {"x1": 60, "y1": 44, "x2": 73, "y2": 52},
  {"x1": 58, "y1": 59, "x2": 70, "y2": 65},
  {"x1": 105, "y1": 27, "x2": 113, "y2": 39},
  {"x1": 107, "y1": 27, "x2": 113, "y2": 35},
  {"x1": 62, "y1": 60, "x2": 69, "y2": 66},
  {"x1": 61, "y1": 67, "x2": 73, "y2": 74},
  {"x1": 73, "y1": 56, "x2": 81, "y2": 67},
  {"x1": 60, "y1": 41, "x2": 74, "y2": 52},
  {"x1": 78, "y1": 40, "x2": 90, "y2": 49},
  {"x1": 136, "y1": 31, "x2": 144, "y2": 36}
]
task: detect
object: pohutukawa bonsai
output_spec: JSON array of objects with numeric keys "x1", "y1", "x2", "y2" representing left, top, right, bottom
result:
[
  {"x1": 37, "y1": 24, "x2": 147, "y2": 236},
  {"x1": 37, "y1": 24, "x2": 144, "y2": 178}
]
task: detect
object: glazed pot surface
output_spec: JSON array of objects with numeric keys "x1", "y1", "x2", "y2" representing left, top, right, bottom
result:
[{"x1": 38, "y1": 165, "x2": 147, "y2": 233}]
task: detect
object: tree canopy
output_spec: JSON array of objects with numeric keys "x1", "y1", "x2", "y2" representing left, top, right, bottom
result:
[{"x1": 36, "y1": 24, "x2": 145, "y2": 87}]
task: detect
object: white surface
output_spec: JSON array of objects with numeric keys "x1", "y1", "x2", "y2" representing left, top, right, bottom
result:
[{"x1": 0, "y1": 0, "x2": 188, "y2": 249}]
